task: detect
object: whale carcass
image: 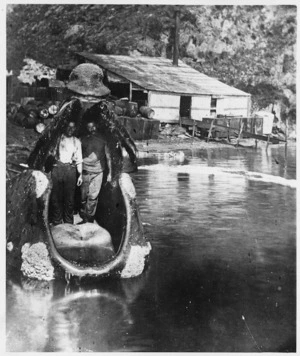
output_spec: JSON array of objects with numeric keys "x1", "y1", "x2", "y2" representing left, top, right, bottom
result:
[{"x1": 6, "y1": 98, "x2": 151, "y2": 281}]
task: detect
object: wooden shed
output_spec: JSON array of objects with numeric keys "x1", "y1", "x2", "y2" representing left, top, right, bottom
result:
[{"x1": 76, "y1": 52, "x2": 251, "y2": 124}]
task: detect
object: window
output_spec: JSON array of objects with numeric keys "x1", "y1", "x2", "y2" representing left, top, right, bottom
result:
[
  {"x1": 132, "y1": 90, "x2": 148, "y2": 108},
  {"x1": 210, "y1": 97, "x2": 217, "y2": 117}
]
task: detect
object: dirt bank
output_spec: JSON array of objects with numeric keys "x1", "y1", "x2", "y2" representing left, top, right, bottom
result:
[
  {"x1": 135, "y1": 136, "x2": 224, "y2": 153},
  {"x1": 135, "y1": 135, "x2": 292, "y2": 157}
]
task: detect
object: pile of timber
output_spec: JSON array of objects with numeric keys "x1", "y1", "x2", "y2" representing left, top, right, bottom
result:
[
  {"x1": 7, "y1": 95, "x2": 160, "y2": 139},
  {"x1": 115, "y1": 115, "x2": 160, "y2": 141},
  {"x1": 7, "y1": 100, "x2": 60, "y2": 133},
  {"x1": 113, "y1": 100, "x2": 159, "y2": 140},
  {"x1": 113, "y1": 99, "x2": 155, "y2": 119}
]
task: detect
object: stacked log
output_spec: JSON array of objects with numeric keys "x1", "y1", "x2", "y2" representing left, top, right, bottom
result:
[
  {"x1": 35, "y1": 123, "x2": 46, "y2": 134},
  {"x1": 139, "y1": 106, "x2": 155, "y2": 119},
  {"x1": 114, "y1": 105, "x2": 127, "y2": 116},
  {"x1": 114, "y1": 100, "x2": 138, "y2": 117},
  {"x1": 7, "y1": 100, "x2": 61, "y2": 133},
  {"x1": 7, "y1": 97, "x2": 159, "y2": 141},
  {"x1": 127, "y1": 102, "x2": 138, "y2": 117},
  {"x1": 112, "y1": 101, "x2": 158, "y2": 140}
]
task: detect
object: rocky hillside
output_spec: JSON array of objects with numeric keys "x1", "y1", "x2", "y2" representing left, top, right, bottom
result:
[{"x1": 7, "y1": 5, "x2": 296, "y2": 123}]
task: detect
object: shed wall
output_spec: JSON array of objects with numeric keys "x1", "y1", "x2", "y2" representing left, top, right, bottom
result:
[
  {"x1": 223, "y1": 96, "x2": 249, "y2": 117},
  {"x1": 191, "y1": 96, "x2": 211, "y2": 121},
  {"x1": 148, "y1": 92, "x2": 250, "y2": 123},
  {"x1": 152, "y1": 108, "x2": 180, "y2": 123},
  {"x1": 148, "y1": 92, "x2": 180, "y2": 123}
]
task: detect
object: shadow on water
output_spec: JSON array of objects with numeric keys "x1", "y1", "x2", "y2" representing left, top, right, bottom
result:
[{"x1": 136, "y1": 227, "x2": 295, "y2": 352}]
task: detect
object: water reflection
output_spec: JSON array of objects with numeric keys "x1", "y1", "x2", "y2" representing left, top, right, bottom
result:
[
  {"x1": 6, "y1": 273, "x2": 147, "y2": 352},
  {"x1": 7, "y1": 143, "x2": 296, "y2": 352},
  {"x1": 177, "y1": 173, "x2": 190, "y2": 214}
]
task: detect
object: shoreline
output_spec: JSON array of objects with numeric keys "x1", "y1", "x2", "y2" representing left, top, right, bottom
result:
[
  {"x1": 135, "y1": 136, "x2": 294, "y2": 157},
  {"x1": 6, "y1": 121, "x2": 295, "y2": 168}
]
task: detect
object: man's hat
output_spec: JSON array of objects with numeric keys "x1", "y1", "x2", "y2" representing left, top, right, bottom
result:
[{"x1": 67, "y1": 63, "x2": 111, "y2": 97}]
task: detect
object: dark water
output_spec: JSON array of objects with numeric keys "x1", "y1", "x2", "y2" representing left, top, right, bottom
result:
[{"x1": 6, "y1": 143, "x2": 296, "y2": 352}]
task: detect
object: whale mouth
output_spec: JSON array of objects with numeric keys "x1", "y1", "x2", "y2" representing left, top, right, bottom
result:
[
  {"x1": 41, "y1": 174, "x2": 129, "y2": 279},
  {"x1": 7, "y1": 169, "x2": 150, "y2": 282},
  {"x1": 38, "y1": 171, "x2": 150, "y2": 281},
  {"x1": 7, "y1": 170, "x2": 129, "y2": 281}
]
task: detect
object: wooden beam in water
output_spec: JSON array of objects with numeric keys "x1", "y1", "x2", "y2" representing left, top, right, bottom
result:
[
  {"x1": 241, "y1": 131, "x2": 285, "y2": 143},
  {"x1": 236, "y1": 118, "x2": 244, "y2": 147},
  {"x1": 207, "y1": 119, "x2": 215, "y2": 143},
  {"x1": 180, "y1": 116, "x2": 286, "y2": 144}
]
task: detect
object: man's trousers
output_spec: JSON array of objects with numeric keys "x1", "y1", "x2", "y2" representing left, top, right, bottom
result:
[
  {"x1": 80, "y1": 171, "x2": 103, "y2": 222},
  {"x1": 51, "y1": 163, "x2": 76, "y2": 225}
]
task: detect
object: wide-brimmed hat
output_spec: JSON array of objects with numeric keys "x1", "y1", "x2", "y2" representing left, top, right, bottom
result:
[{"x1": 67, "y1": 63, "x2": 110, "y2": 97}]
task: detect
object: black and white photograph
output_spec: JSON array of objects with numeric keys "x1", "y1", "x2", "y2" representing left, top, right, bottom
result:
[{"x1": 4, "y1": 1, "x2": 297, "y2": 352}]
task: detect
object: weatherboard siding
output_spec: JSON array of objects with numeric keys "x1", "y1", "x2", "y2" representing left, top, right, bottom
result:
[
  {"x1": 149, "y1": 92, "x2": 180, "y2": 108},
  {"x1": 153, "y1": 108, "x2": 180, "y2": 123},
  {"x1": 148, "y1": 93, "x2": 250, "y2": 123},
  {"x1": 149, "y1": 92, "x2": 180, "y2": 123},
  {"x1": 223, "y1": 96, "x2": 249, "y2": 116},
  {"x1": 191, "y1": 96, "x2": 211, "y2": 121}
]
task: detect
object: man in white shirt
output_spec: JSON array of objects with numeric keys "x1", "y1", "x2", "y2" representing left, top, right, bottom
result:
[{"x1": 51, "y1": 121, "x2": 83, "y2": 225}]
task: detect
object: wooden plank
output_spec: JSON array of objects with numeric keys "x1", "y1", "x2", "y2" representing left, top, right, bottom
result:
[
  {"x1": 210, "y1": 123, "x2": 235, "y2": 130},
  {"x1": 242, "y1": 131, "x2": 285, "y2": 143},
  {"x1": 152, "y1": 105, "x2": 181, "y2": 109},
  {"x1": 198, "y1": 122, "x2": 286, "y2": 143},
  {"x1": 216, "y1": 115, "x2": 245, "y2": 119},
  {"x1": 7, "y1": 167, "x2": 22, "y2": 174},
  {"x1": 180, "y1": 116, "x2": 286, "y2": 144}
]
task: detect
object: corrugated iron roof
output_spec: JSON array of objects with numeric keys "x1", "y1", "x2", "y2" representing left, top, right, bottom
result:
[{"x1": 77, "y1": 52, "x2": 250, "y2": 97}]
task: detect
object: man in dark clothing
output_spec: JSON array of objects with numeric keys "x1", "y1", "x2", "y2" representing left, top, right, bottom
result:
[
  {"x1": 51, "y1": 121, "x2": 83, "y2": 225},
  {"x1": 80, "y1": 120, "x2": 112, "y2": 223}
]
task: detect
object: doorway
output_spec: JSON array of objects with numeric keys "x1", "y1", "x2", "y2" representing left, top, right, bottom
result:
[{"x1": 180, "y1": 96, "x2": 191, "y2": 118}]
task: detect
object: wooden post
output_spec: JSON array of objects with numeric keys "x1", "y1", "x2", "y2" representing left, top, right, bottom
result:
[
  {"x1": 236, "y1": 118, "x2": 244, "y2": 147},
  {"x1": 129, "y1": 82, "x2": 132, "y2": 101},
  {"x1": 207, "y1": 119, "x2": 215, "y2": 143},
  {"x1": 285, "y1": 119, "x2": 288, "y2": 150},
  {"x1": 254, "y1": 117, "x2": 258, "y2": 149},
  {"x1": 285, "y1": 138, "x2": 288, "y2": 161},
  {"x1": 266, "y1": 134, "x2": 270, "y2": 149},
  {"x1": 226, "y1": 117, "x2": 230, "y2": 142}
]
